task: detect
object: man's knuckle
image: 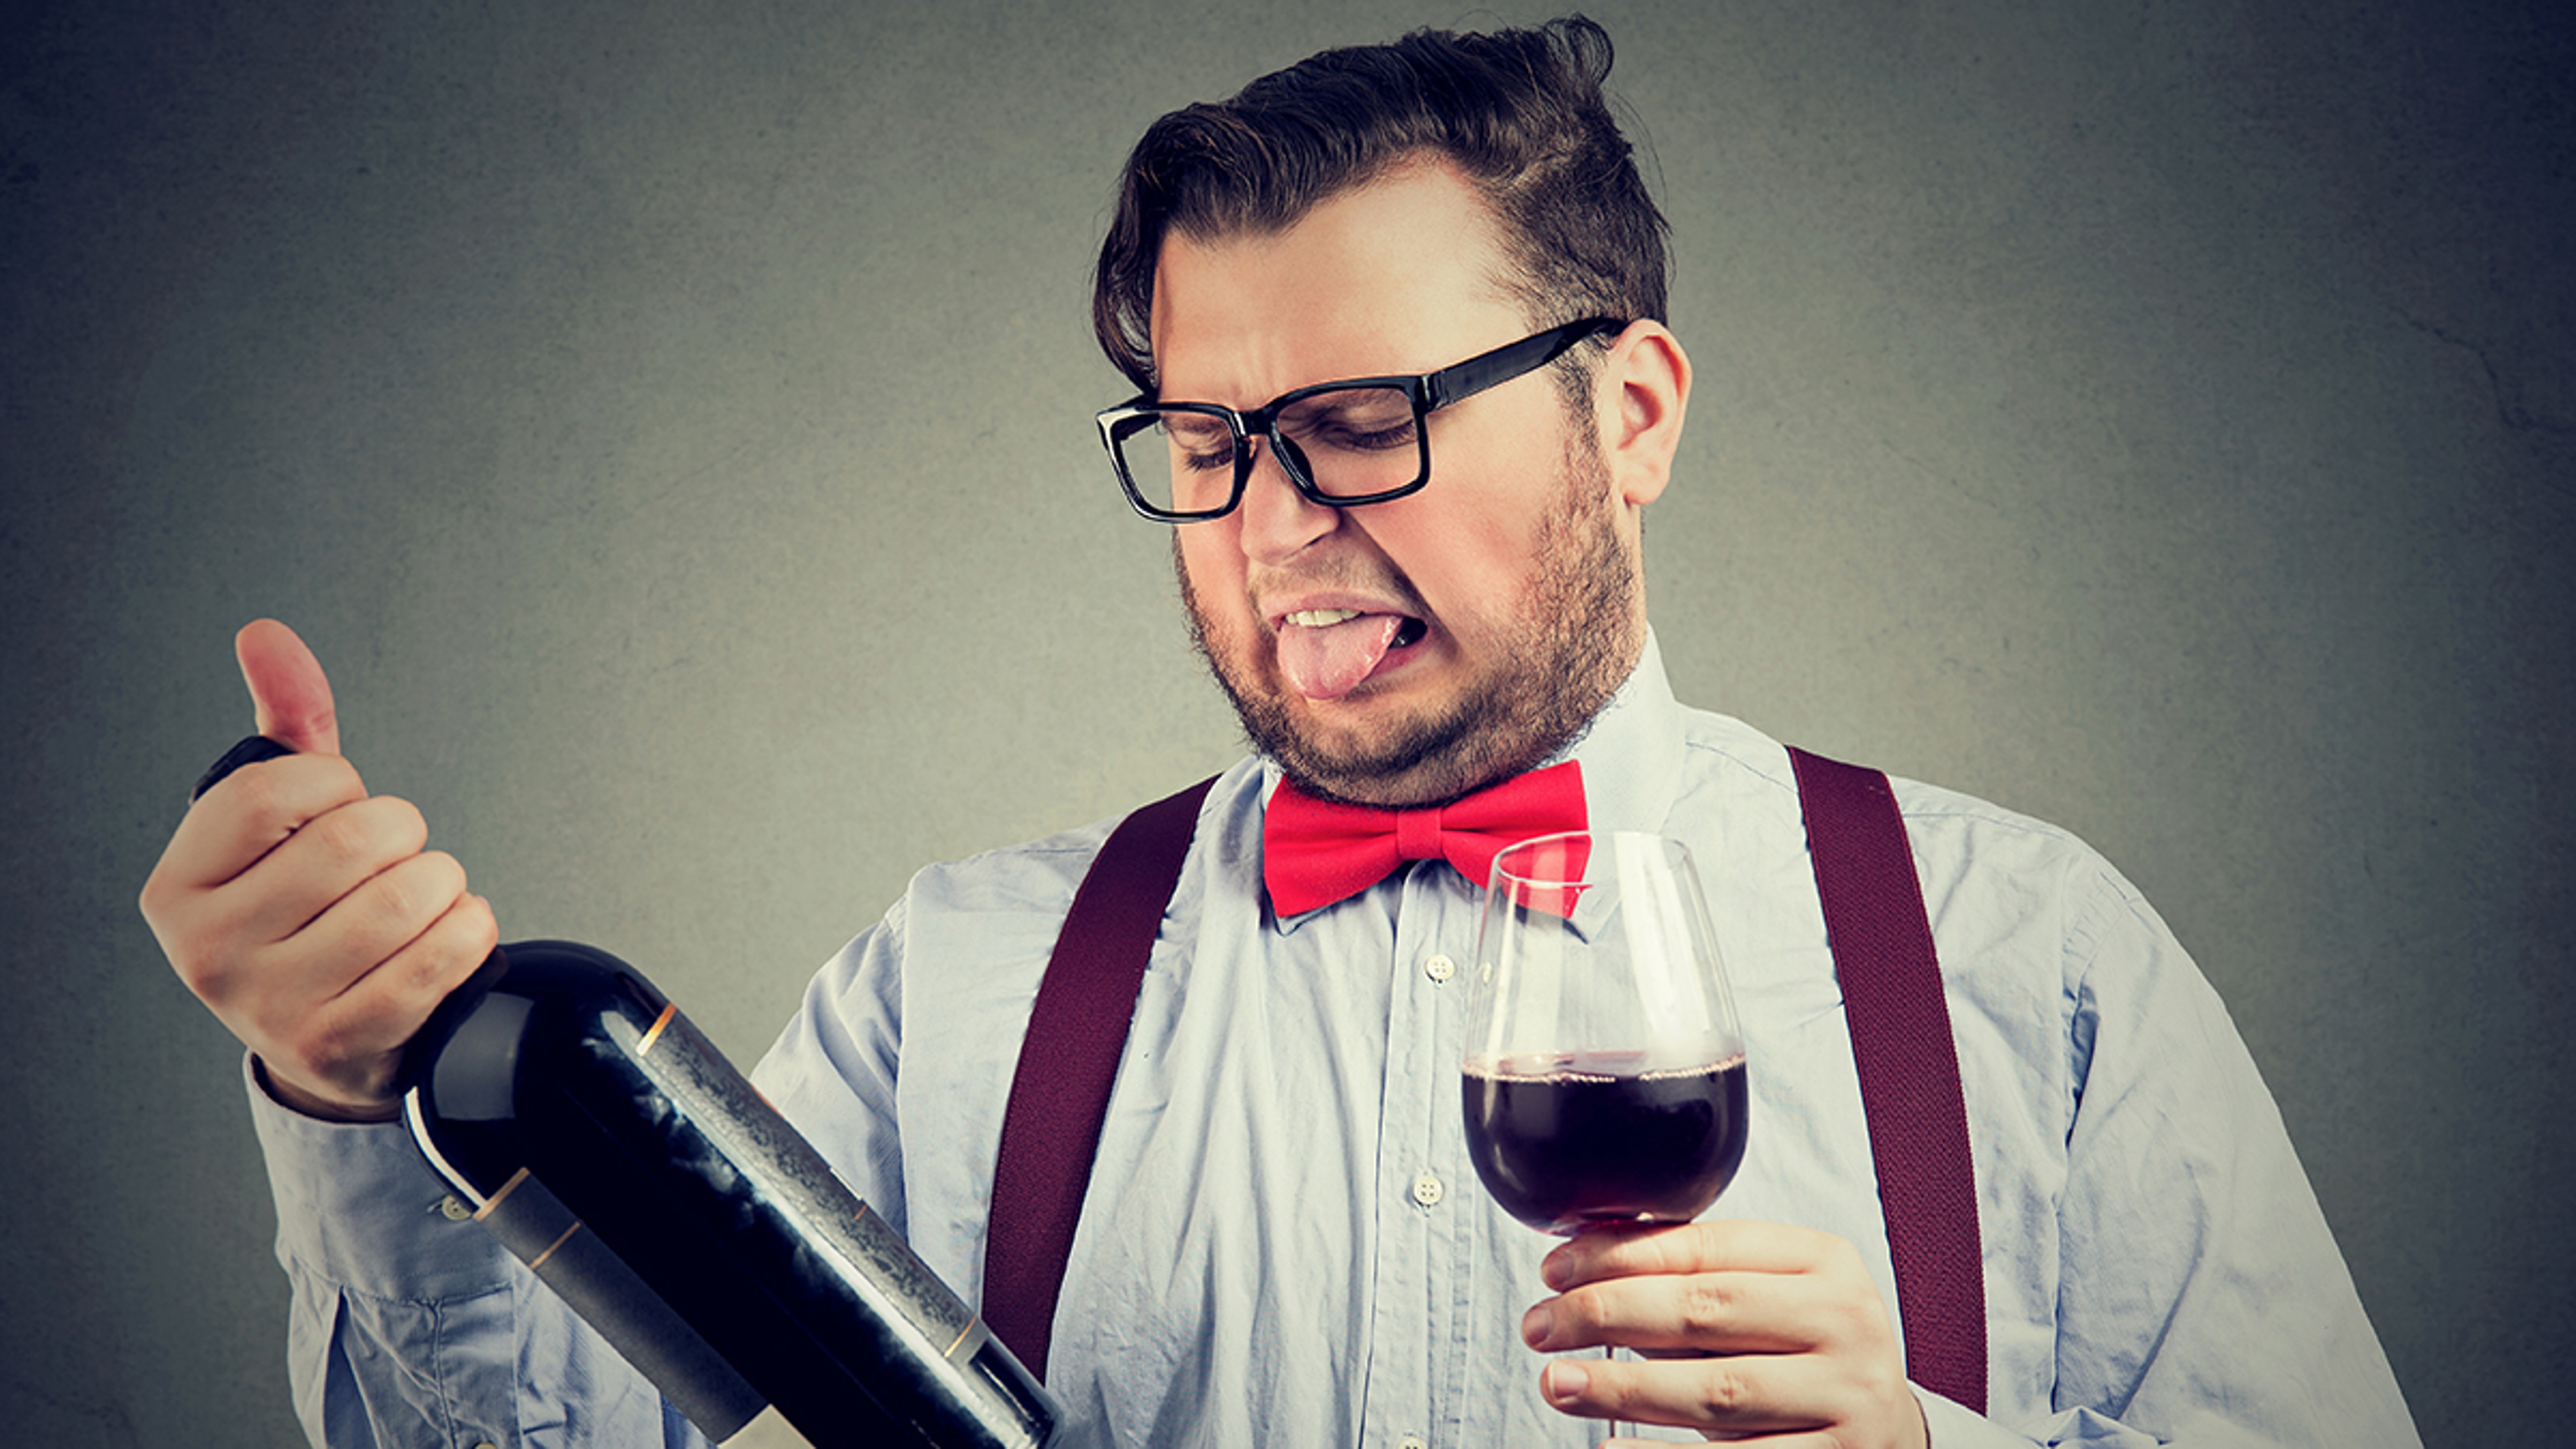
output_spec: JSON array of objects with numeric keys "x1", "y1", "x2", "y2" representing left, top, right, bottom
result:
[
  {"x1": 174, "y1": 951, "x2": 232, "y2": 1004},
  {"x1": 416, "y1": 849, "x2": 466, "y2": 892},
  {"x1": 223, "y1": 762, "x2": 288, "y2": 820},
  {"x1": 158, "y1": 911, "x2": 246, "y2": 991},
  {"x1": 1821, "y1": 1233, "x2": 1869, "y2": 1277},
  {"x1": 1692, "y1": 1360, "x2": 1752, "y2": 1418},
  {"x1": 1637, "y1": 1226, "x2": 1694, "y2": 1273},
  {"x1": 382, "y1": 796, "x2": 427, "y2": 843},
  {"x1": 354, "y1": 864, "x2": 415, "y2": 923},
  {"x1": 307, "y1": 808, "x2": 378, "y2": 865},
  {"x1": 1678, "y1": 1275, "x2": 1737, "y2": 1334},
  {"x1": 1833, "y1": 1288, "x2": 1893, "y2": 1346},
  {"x1": 407, "y1": 928, "x2": 473, "y2": 991}
]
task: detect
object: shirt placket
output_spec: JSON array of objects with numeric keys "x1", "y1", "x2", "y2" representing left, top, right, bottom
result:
[{"x1": 1355, "y1": 861, "x2": 1480, "y2": 1448}]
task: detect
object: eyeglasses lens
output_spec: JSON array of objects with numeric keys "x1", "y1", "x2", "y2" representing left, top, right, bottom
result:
[{"x1": 1116, "y1": 386, "x2": 1423, "y2": 517}]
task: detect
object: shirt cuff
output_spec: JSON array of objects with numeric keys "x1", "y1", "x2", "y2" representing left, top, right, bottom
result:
[{"x1": 243, "y1": 1051, "x2": 517, "y2": 1301}]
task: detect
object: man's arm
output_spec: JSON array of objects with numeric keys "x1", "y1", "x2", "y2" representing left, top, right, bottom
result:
[
  {"x1": 246, "y1": 1063, "x2": 703, "y2": 1448},
  {"x1": 143, "y1": 621, "x2": 695, "y2": 1446}
]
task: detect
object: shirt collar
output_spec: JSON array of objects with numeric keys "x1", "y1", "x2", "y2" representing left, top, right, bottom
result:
[{"x1": 1550, "y1": 627, "x2": 1686, "y2": 841}]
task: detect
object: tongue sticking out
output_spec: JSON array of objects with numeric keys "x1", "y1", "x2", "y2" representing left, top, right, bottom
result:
[{"x1": 1277, "y1": 612, "x2": 1407, "y2": 701}]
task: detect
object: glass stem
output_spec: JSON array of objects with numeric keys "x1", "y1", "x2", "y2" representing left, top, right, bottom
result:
[{"x1": 1605, "y1": 1344, "x2": 1621, "y2": 1440}]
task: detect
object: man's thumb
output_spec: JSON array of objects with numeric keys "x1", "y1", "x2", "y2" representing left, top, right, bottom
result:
[{"x1": 235, "y1": 619, "x2": 341, "y2": 757}]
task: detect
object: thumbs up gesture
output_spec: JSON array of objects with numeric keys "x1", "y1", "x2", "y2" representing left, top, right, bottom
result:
[{"x1": 141, "y1": 621, "x2": 498, "y2": 1120}]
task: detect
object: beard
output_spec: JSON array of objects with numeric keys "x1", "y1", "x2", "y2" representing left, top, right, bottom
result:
[{"x1": 1178, "y1": 431, "x2": 1642, "y2": 808}]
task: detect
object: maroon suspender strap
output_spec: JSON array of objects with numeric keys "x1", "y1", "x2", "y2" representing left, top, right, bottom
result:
[
  {"x1": 1787, "y1": 747, "x2": 1988, "y2": 1414},
  {"x1": 982, "y1": 775, "x2": 1217, "y2": 1381}
]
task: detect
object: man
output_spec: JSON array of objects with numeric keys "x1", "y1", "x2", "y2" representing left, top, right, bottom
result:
[{"x1": 142, "y1": 17, "x2": 2418, "y2": 1448}]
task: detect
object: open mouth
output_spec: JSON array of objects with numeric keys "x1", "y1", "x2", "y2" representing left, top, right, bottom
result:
[{"x1": 1276, "y1": 608, "x2": 1429, "y2": 700}]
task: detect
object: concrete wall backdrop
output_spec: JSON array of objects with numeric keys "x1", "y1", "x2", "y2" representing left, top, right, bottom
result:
[{"x1": 4, "y1": 1, "x2": 2566, "y2": 1443}]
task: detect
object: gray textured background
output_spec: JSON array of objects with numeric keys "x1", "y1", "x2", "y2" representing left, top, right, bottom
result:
[{"x1": 4, "y1": 1, "x2": 2567, "y2": 1444}]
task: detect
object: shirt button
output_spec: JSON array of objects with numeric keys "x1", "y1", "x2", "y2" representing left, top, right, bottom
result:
[
  {"x1": 1397, "y1": 1437, "x2": 1428, "y2": 1449},
  {"x1": 1411, "y1": 1172, "x2": 1445, "y2": 1208},
  {"x1": 1424, "y1": 953, "x2": 1456, "y2": 983},
  {"x1": 439, "y1": 1195, "x2": 474, "y2": 1222}
]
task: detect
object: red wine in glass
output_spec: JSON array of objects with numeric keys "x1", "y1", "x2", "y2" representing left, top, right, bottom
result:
[
  {"x1": 1464, "y1": 1049, "x2": 1748, "y2": 1236},
  {"x1": 1464, "y1": 831, "x2": 1750, "y2": 1237}
]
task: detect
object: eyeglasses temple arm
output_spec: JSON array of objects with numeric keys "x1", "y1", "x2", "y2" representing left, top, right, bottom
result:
[{"x1": 1422, "y1": 317, "x2": 1621, "y2": 411}]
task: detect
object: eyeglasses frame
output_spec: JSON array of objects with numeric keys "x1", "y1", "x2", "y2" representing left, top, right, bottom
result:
[{"x1": 1095, "y1": 315, "x2": 1626, "y2": 524}]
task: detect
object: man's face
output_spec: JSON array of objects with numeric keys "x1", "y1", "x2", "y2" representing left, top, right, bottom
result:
[{"x1": 1152, "y1": 162, "x2": 1652, "y2": 808}]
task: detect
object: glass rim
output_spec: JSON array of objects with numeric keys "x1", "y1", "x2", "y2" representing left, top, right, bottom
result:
[{"x1": 1487, "y1": 828, "x2": 1693, "y2": 889}]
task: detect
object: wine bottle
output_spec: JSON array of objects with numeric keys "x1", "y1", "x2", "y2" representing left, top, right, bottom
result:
[{"x1": 194, "y1": 737, "x2": 1058, "y2": 1449}]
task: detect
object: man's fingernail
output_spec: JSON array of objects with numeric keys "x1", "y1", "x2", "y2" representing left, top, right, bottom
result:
[
  {"x1": 1546, "y1": 1359, "x2": 1590, "y2": 1404},
  {"x1": 1521, "y1": 1304, "x2": 1553, "y2": 1347}
]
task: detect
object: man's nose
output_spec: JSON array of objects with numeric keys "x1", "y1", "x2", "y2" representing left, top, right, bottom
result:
[{"x1": 1234, "y1": 437, "x2": 1339, "y2": 566}]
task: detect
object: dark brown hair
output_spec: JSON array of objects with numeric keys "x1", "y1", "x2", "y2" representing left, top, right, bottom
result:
[{"x1": 1091, "y1": 15, "x2": 1668, "y2": 395}]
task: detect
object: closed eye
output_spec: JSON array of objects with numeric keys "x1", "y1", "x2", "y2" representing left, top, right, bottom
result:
[
  {"x1": 1313, "y1": 419, "x2": 1416, "y2": 453},
  {"x1": 1281, "y1": 390, "x2": 1417, "y2": 455},
  {"x1": 1166, "y1": 418, "x2": 1240, "y2": 473}
]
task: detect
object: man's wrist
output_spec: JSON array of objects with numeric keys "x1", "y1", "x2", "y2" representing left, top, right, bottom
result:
[{"x1": 251, "y1": 1054, "x2": 401, "y2": 1123}]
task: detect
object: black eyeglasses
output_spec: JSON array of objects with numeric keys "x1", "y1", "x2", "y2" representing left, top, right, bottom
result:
[{"x1": 1095, "y1": 317, "x2": 1623, "y2": 523}]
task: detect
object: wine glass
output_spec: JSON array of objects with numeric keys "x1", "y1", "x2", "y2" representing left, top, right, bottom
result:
[{"x1": 1462, "y1": 831, "x2": 1750, "y2": 1429}]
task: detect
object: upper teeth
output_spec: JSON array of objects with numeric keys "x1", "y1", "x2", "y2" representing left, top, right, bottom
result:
[{"x1": 1285, "y1": 608, "x2": 1363, "y2": 627}]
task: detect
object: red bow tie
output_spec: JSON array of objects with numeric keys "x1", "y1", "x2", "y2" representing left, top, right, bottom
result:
[{"x1": 1262, "y1": 760, "x2": 1588, "y2": 916}]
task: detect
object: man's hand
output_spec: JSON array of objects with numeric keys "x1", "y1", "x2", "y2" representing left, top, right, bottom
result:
[
  {"x1": 140, "y1": 620, "x2": 498, "y2": 1121},
  {"x1": 1519, "y1": 1220, "x2": 1929, "y2": 1448}
]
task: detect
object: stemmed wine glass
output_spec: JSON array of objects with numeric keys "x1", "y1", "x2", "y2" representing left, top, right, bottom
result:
[{"x1": 1462, "y1": 831, "x2": 1750, "y2": 1430}]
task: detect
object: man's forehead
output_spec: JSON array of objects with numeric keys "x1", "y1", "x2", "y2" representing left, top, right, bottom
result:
[{"x1": 1147, "y1": 163, "x2": 1523, "y2": 398}]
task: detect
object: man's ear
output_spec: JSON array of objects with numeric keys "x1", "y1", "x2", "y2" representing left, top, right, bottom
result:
[{"x1": 1595, "y1": 321, "x2": 1690, "y2": 510}]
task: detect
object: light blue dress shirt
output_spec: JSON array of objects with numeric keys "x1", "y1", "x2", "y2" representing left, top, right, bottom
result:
[{"x1": 248, "y1": 636, "x2": 2420, "y2": 1447}]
